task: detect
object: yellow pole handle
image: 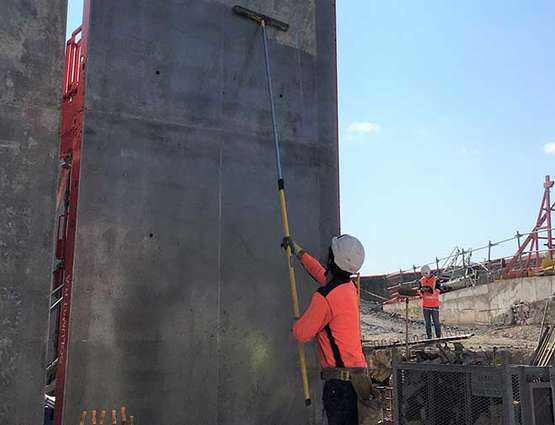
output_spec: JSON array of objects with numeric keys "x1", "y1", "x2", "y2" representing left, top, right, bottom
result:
[{"x1": 278, "y1": 188, "x2": 311, "y2": 406}]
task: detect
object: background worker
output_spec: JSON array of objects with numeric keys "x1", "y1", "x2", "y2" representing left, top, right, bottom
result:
[
  {"x1": 418, "y1": 265, "x2": 441, "y2": 339},
  {"x1": 283, "y1": 235, "x2": 377, "y2": 425}
]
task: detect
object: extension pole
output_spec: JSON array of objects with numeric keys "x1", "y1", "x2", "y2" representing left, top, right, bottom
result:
[{"x1": 261, "y1": 20, "x2": 311, "y2": 407}]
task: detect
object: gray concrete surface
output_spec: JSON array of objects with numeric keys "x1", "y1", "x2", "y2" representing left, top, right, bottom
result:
[
  {"x1": 63, "y1": 1, "x2": 338, "y2": 424},
  {"x1": 0, "y1": 1, "x2": 67, "y2": 424}
]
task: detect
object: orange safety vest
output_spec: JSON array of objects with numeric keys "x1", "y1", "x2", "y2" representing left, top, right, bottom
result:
[{"x1": 419, "y1": 275, "x2": 440, "y2": 309}]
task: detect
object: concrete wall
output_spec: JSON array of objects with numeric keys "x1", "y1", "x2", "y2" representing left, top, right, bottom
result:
[
  {"x1": 62, "y1": 1, "x2": 338, "y2": 424},
  {"x1": 384, "y1": 276, "x2": 555, "y2": 325},
  {"x1": 0, "y1": 1, "x2": 67, "y2": 424}
]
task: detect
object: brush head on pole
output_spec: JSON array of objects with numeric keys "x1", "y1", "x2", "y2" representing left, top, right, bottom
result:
[{"x1": 233, "y1": 5, "x2": 289, "y2": 31}]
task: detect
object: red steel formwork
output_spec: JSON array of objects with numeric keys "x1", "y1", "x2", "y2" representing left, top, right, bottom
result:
[
  {"x1": 503, "y1": 175, "x2": 555, "y2": 278},
  {"x1": 51, "y1": 3, "x2": 90, "y2": 423}
]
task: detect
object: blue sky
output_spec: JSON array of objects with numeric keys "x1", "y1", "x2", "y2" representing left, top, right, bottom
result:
[
  {"x1": 66, "y1": 0, "x2": 82, "y2": 38},
  {"x1": 337, "y1": 1, "x2": 555, "y2": 273},
  {"x1": 66, "y1": 1, "x2": 554, "y2": 274}
]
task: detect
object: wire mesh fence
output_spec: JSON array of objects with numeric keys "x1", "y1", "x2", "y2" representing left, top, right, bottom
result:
[{"x1": 393, "y1": 363, "x2": 555, "y2": 425}]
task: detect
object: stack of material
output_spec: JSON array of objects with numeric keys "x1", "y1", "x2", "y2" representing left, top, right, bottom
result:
[
  {"x1": 78, "y1": 407, "x2": 133, "y2": 425},
  {"x1": 531, "y1": 326, "x2": 555, "y2": 366}
]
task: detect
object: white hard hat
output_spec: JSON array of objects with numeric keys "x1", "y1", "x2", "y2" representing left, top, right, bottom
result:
[
  {"x1": 331, "y1": 234, "x2": 365, "y2": 274},
  {"x1": 421, "y1": 265, "x2": 431, "y2": 275}
]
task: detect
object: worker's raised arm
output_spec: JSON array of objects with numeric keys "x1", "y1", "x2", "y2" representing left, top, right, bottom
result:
[
  {"x1": 292, "y1": 292, "x2": 331, "y2": 342},
  {"x1": 298, "y1": 252, "x2": 326, "y2": 285},
  {"x1": 282, "y1": 237, "x2": 327, "y2": 285}
]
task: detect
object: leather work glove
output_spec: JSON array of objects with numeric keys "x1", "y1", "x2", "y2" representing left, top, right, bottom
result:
[
  {"x1": 281, "y1": 237, "x2": 303, "y2": 257},
  {"x1": 350, "y1": 374, "x2": 380, "y2": 408}
]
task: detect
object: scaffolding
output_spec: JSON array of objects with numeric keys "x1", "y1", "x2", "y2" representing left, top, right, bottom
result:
[{"x1": 503, "y1": 176, "x2": 555, "y2": 278}]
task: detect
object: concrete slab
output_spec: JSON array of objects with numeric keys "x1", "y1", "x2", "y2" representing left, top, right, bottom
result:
[
  {"x1": 0, "y1": 1, "x2": 66, "y2": 424},
  {"x1": 62, "y1": 1, "x2": 338, "y2": 424}
]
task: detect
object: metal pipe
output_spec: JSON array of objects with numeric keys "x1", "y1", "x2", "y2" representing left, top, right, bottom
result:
[
  {"x1": 50, "y1": 297, "x2": 63, "y2": 311},
  {"x1": 50, "y1": 284, "x2": 64, "y2": 297},
  {"x1": 261, "y1": 21, "x2": 282, "y2": 182},
  {"x1": 363, "y1": 333, "x2": 474, "y2": 348},
  {"x1": 46, "y1": 357, "x2": 59, "y2": 371},
  {"x1": 487, "y1": 241, "x2": 492, "y2": 263}
]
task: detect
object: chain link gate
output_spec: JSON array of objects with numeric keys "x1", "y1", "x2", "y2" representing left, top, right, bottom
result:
[{"x1": 393, "y1": 363, "x2": 555, "y2": 425}]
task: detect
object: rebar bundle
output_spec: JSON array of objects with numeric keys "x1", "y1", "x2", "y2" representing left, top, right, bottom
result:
[{"x1": 531, "y1": 325, "x2": 555, "y2": 366}]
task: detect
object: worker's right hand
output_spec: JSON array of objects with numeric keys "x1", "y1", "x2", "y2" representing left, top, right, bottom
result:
[{"x1": 281, "y1": 237, "x2": 303, "y2": 257}]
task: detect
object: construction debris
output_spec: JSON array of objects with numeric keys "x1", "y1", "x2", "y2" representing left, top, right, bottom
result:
[
  {"x1": 531, "y1": 325, "x2": 555, "y2": 366},
  {"x1": 363, "y1": 333, "x2": 474, "y2": 350}
]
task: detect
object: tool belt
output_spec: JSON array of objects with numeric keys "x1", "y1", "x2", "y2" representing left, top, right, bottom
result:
[
  {"x1": 321, "y1": 368, "x2": 379, "y2": 409},
  {"x1": 320, "y1": 367, "x2": 368, "y2": 382}
]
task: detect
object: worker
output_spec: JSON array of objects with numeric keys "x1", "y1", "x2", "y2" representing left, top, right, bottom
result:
[
  {"x1": 282, "y1": 234, "x2": 377, "y2": 425},
  {"x1": 418, "y1": 265, "x2": 441, "y2": 339}
]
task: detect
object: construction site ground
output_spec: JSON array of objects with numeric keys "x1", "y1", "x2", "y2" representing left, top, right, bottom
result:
[{"x1": 361, "y1": 301, "x2": 542, "y2": 362}]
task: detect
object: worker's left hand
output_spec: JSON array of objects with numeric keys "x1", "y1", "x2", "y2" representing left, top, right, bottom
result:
[{"x1": 281, "y1": 237, "x2": 303, "y2": 257}]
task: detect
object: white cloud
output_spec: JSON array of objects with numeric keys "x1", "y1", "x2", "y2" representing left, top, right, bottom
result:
[
  {"x1": 458, "y1": 146, "x2": 468, "y2": 155},
  {"x1": 347, "y1": 121, "x2": 380, "y2": 135},
  {"x1": 544, "y1": 142, "x2": 555, "y2": 155}
]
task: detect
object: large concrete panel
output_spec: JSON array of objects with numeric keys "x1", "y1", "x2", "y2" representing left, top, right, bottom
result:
[
  {"x1": 0, "y1": 1, "x2": 67, "y2": 424},
  {"x1": 63, "y1": 1, "x2": 338, "y2": 424}
]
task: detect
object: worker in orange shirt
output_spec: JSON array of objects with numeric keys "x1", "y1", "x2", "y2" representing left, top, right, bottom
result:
[
  {"x1": 283, "y1": 234, "x2": 377, "y2": 425},
  {"x1": 418, "y1": 265, "x2": 441, "y2": 339}
]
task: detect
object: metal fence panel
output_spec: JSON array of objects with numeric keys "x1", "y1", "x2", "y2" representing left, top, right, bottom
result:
[{"x1": 394, "y1": 363, "x2": 555, "y2": 425}]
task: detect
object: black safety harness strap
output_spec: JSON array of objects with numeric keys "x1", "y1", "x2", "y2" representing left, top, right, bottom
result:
[{"x1": 324, "y1": 325, "x2": 344, "y2": 368}]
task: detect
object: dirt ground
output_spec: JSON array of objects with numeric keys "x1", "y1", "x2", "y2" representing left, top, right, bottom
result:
[{"x1": 360, "y1": 301, "x2": 542, "y2": 361}]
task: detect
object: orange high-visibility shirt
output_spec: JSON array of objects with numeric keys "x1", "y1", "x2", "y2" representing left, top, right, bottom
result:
[
  {"x1": 419, "y1": 275, "x2": 440, "y2": 308},
  {"x1": 292, "y1": 252, "x2": 367, "y2": 369}
]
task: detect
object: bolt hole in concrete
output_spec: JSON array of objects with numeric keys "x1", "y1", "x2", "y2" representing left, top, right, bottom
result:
[
  {"x1": 149, "y1": 233, "x2": 154, "y2": 238},
  {"x1": 279, "y1": 93, "x2": 283, "y2": 98},
  {"x1": 155, "y1": 70, "x2": 160, "y2": 75}
]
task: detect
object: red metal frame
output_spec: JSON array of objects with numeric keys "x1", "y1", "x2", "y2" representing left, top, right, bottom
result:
[
  {"x1": 52, "y1": 2, "x2": 90, "y2": 423},
  {"x1": 503, "y1": 175, "x2": 555, "y2": 278}
]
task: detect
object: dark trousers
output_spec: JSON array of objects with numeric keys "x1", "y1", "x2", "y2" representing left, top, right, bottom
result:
[
  {"x1": 323, "y1": 380, "x2": 358, "y2": 425},
  {"x1": 423, "y1": 308, "x2": 441, "y2": 339}
]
